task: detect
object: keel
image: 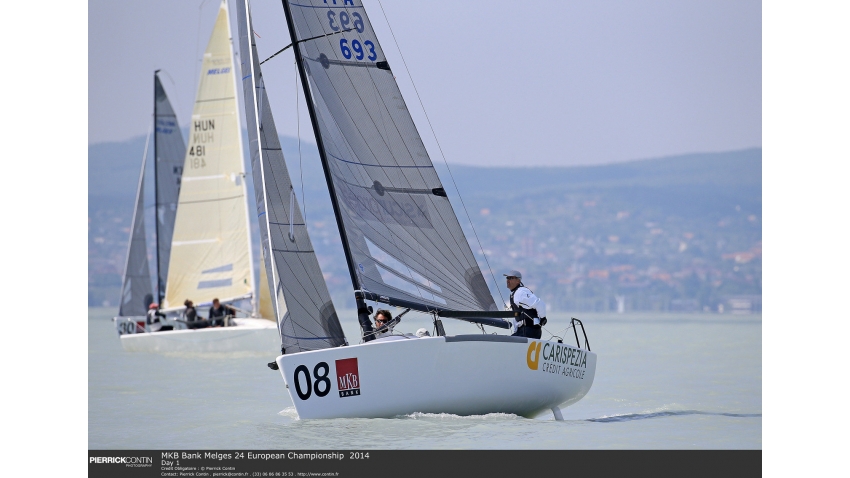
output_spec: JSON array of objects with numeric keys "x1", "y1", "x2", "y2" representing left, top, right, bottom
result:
[{"x1": 551, "y1": 406, "x2": 564, "y2": 421}]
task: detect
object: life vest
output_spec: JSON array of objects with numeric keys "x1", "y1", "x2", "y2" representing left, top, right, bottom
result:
[{"x1": 510, "y1": 286, "x2": 540, "y2": 328}]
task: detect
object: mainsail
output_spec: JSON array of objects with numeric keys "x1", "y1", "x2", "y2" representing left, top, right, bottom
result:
[
  {"x1": 237, "y1": 0, "x2": 346, "y2": 352},
  {"x1": 282, "y1": 0, "x2": 497, "y2": 312},
  {"x1": 163, "y1": 0, "x2": 255, "y2": 311},
  {"x1": 153, "y1": 72, "x2": 187, "y2": 302},
  {"x1": 118, "y1": 128, "x2": 154, "y2": 317}
]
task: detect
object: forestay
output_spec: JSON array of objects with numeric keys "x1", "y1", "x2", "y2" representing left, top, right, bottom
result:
[
  {"x1": 284, "y1": 0, "x2": 497, "y2": 312},
  {"x1": 118, "y1": 132, "x2": 153, "y2": 317},
  {"x1": 163, "y1": 1, "x2": 254, "y2": 310},
  {"x1": 237, "y1": 0, "x2": 346, "y2": 353},
  {"x1": 153, "y1": 73, "x2": 186, "y2": 301}
]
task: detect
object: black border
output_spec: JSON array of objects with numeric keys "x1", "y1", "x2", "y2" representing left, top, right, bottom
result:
[{"x1": 89, "y1": 450, "x2": 761, "y2": 478}]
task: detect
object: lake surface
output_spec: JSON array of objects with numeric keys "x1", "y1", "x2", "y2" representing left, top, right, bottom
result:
[{"x1": 88, "y1": 308, "x2": 761, "y2": 449}]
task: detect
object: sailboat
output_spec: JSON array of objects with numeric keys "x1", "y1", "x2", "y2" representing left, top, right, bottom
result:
[
  {"x1": 113, "y1": 71, "x2": 186, "y2": 335},
  {"x1": 237, "y1": 0, "x2": 596, "y2": 419},
  {"x1": 117, "y1": 1, "x2": 278, "y2": 354}
]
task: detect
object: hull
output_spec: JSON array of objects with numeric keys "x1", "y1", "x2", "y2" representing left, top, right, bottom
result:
[
  {"x1": 118, "y1": 318, "x2": 279, "y2": 354},
  {"x1": 277, "y1": 335, "x2": 596, "y2": 419}
]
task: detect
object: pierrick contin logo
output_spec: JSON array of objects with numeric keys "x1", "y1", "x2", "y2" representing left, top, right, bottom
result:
[
  {"x1": 89, "y1": 456, "x2": 153, "y2": 467},
  {"x1": 526, "y1": 342, "x2": 541, "y2": 370},
  {"x1": 335, "y1": 357, "x2": 360, "y2": 397}
]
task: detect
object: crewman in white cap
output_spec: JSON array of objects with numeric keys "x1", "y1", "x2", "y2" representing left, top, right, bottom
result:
[{"x1": 504, "y1": 270, "x2": 546, "y2": 339}]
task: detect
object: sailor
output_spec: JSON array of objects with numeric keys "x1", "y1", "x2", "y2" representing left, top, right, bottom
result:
[
  {"x1": 504, "y1": 270, "x2": 546, "y2": 339},
  {"x1": 371, "y1": 309, "x2": 395, "y2": 339},
  {"x1": 208, "y1": 298, "x2": 236, "y2": 327},
  {"x1": 146, "y1": 303, "x2": 172, "y2": 332},
  {"x1": 184, "y1": 299, "x2": 206, "y2": 329}
]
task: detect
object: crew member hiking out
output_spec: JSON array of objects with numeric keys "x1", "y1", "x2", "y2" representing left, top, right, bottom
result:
[{"x1": 504, "y1": 270, "x2": 546, "y2": 339}]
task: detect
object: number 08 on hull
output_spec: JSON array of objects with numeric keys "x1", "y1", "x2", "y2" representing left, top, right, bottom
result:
[{"x1": 277, "y1": 335, "x2": 597, "y2": 420}]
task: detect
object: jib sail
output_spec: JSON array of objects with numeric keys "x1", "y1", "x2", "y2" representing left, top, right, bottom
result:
[{"x1": 237, "y1": 0, "x2": 346, "y2": 352}]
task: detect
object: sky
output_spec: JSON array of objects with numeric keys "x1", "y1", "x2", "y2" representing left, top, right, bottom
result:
[{"x1": 88, "y1": 0, "x2": 761, "y2": 167}]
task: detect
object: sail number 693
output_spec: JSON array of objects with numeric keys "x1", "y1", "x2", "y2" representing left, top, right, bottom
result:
[
  {"x1": 340, "y1": 39, "x2": 377, "y2": 61},
  {"x1": 293, "y1": 362, "x2": 331, "y2": 400}
]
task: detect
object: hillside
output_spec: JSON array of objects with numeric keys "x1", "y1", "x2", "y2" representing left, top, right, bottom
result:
[{"x1": 89, "y1": 137, "x2": 761, "y2": 313}]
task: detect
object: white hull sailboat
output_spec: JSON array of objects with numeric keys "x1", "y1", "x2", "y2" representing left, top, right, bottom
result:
[
  {"x1": 277, "y1": 335, "x2": 595, "y2": 420},
  {"x1": 116, "y1": 1, "x2": 277, "y2": 354},
  {"x1": 113, "y1": 70, "x2": 185, "y2": 335},
  {"x1": 237, "y1": 0, "x2": 596, "y2": 419},
  {"x1": 120, "y1": 318, "x2": 278, "y2": 354}
]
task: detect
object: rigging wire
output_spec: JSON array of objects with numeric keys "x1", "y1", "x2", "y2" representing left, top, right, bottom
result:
[{"x1": 375, "y1": 0, "x2": 506, "y2": 307}]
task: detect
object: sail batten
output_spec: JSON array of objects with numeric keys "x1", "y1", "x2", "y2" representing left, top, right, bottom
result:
[
  {"x1": 283, "y1": 0, "x2": 497, "y2": 312},
  {"x1": 237, "y1": 0, "x2": 346, "y2": 353},
  {"x1": 163, "y1": 1, "x2": 254, "y2": 311}
]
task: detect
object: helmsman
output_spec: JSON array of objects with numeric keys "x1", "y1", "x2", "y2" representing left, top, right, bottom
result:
[{"x1": 504, "y1": 270, "x2": 546, "y2": 339}]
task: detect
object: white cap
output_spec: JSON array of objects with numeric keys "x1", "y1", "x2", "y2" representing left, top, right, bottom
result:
[{"x1": 503, "y1": 270, "x2": 522, "y2": 279}]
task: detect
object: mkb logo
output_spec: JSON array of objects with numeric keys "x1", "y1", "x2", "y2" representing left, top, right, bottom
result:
[
  {"x1": 335, "y1": 358, "x2": 360, "y2": 397},
  {"x1": 527, "y1": 342, "x2": 542, "y2": 370}
]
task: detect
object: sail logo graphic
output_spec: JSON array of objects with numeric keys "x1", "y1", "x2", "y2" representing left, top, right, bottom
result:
[
  {"x1": 527, "y1": 342, "x2": 542, "y2": 370},
  {"x1": 335, "y1": 358, "x2": 361, "y2": 398}
]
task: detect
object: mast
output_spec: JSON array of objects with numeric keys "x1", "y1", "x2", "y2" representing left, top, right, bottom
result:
[
  {"x1": 280, "y1": 0, "x2": 359, "y2": 292},
  {"x1": 153, "y1": 71, "x2": 163, "y2": 304}
]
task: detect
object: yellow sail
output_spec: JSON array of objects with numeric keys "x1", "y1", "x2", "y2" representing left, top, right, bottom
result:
[
  {"x1": 163, "y1": 1, "x2": 253, "y2": 310},
  {"x1": 258, "y1": 255, "x2": 274, "y2": 321}
]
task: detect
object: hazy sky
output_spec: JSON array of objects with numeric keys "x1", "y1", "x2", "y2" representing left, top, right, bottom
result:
[{"x1": 88, "y1": 0, "x2": 761, "y2": 167}]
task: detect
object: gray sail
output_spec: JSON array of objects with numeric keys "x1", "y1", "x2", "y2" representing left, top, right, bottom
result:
[
  {"x1": 284, "y1": 0, "x2": 497, "y2": 312},
  {"x1": 118, "y1": 133, "x2": 154, "y2": 316},
  {"x1": 237, "y1": 0, "x2": 346, "y2": 353},
  {"x1": 153, "y1": 73, "x2": 186, "y2": 301}
]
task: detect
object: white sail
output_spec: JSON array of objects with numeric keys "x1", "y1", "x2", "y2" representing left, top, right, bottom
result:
[{"x1": 163, "y1": 0, "x2": 254, "y2": 310}]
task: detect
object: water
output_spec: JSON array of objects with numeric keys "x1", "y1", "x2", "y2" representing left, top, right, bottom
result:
[{"x1": 89, "y1": 308, "x2": 761, "y2": 449}]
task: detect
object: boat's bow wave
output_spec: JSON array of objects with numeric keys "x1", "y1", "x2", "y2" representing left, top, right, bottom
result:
[{"x1": 278, "y1": 407, "x2": 300, "y2": 419}]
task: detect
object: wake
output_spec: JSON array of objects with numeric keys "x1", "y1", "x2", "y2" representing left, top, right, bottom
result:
[{"x1": 586, "y1": 410, "x2": 761, "y2": 423}]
